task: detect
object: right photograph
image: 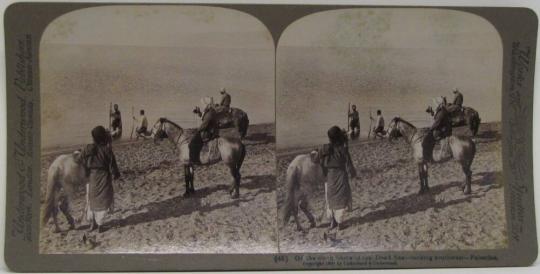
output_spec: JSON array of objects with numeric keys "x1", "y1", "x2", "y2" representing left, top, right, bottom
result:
[{"x1": 276, "y1": 9, "x2": 506, "y2": 252}]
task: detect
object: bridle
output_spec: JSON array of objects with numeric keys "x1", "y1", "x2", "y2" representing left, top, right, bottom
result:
[
  {"x1": 390, "y1": 118, "x2": 421, "y2": 144},
  {"x1": 156, "y1": 119, "x2": 188, "y2": 151}
]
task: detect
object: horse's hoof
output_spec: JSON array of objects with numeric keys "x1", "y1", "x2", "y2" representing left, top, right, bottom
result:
[
  {"x1": 231, "y1": 192, "x2": 240, "y2": 199},
  {"x1": 183, "y1": 191, "x2": 191, "y2": 198},
  {"x1": 310, "y1": 222, "x2": 316, "y2": 228},
  {"x1": 463, "y1": 188, "x2": 472, "y2": 195}
]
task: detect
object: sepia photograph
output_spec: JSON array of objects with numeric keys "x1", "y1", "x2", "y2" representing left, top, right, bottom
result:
[
  {"x1": 3, "y1": 1, "x2": 539, "y2": 271},
  {"x1": 276, "y1": 8, "x2": 506, "y2": 252},
  {"x1": 39, "y1": 5, "x2": 277, "y2": 253}
]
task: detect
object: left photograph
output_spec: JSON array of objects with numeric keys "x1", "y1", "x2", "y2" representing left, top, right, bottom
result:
[{"x1": 39, "y1": 6, "x2": 276, "y2": 253}]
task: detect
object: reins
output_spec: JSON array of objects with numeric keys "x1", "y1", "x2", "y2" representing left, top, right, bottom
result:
[
  {"x1": 160, "y1": 119, "x2": 188, "y2": 152},
  {"x1": 394, "y1": 118, "x2": 421, "y2": 144}
]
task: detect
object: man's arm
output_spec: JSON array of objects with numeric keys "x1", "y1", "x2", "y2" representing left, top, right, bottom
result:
[
  {"x1": 199, "y1": 111, "x2": 214, "y2": 131},
  {"x1": 430, "y1": 112, "x2": 443, "y2": 130}
]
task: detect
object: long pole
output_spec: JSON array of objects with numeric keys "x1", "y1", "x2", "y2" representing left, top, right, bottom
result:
[
  {"x1": 130, "y1": 106, "x2": 135, "y2": 140},
  {"x1": 109, "y1": 102, "x2": 112, "y2": 131},
  {"x1": 368, "y1": 108, "x2": 373, "y2": 139},
  {"x1": 347, "y1": 102, "x2": 351, "y2": 133}
]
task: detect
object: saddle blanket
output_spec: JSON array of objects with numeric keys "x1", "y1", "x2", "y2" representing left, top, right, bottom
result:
[{"x1": 200, "y1": 138, "x2": 222, "y2": 164}]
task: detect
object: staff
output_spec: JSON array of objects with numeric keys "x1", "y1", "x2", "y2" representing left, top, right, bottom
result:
[
  {"x1": 130, "y1": 106, "x2": 134, "y2": 140},
  {"x1": 347, "y1": 102, "x2": 351, "y2": 133},
  {"x1": 368, "y1": 108, "x2": 373, "y2": 139},
  {"x1": 108, "y1": 102, "x2": 112, "y2": 131}
]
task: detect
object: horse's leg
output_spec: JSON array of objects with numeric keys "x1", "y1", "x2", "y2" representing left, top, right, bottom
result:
[
  {"x1": 228, "y1": 165, "x2": 240, "y2": 199},
  {"x1": 188, "y1": 165, "x2": 195, "y2": 194},
  {"x1": 417, "y1": 163, "x2": 425, "y2": 194},
  {"x1": 59, "y1": 196, "x2": 75, "y2": 230},
  {"x1": 461, "y1": 164, "x2": 472, "y2": 195},
  {"x1": 52, "y1": 205, "x2": 61, "y2": 233},
  {"x1": 293, "y1": 205, "x2": 304, "y2": 232},
  {"x1": 423, "y1": 163, "x2": 430, "y2": 192},
  {"x1": 183, "y1": 164, "x2": 194, "y2": 197},
  {"x1": 299, "y1": 198, "x2": 316, "y2": 228}
]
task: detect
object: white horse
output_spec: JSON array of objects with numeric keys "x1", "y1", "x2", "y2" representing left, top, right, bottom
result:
[
  {"x1": 42, "y1": 152, "x2": 87, "y2": 232},
  {"x1": 388, "y1": 117, "x2": 476, "y2": 194},
  {"x1": 153, "y1": 118, "x2": 246, "y2": 199},
  {"x1": 280, "y1": 151, "x2": 326, "y2": 232}
]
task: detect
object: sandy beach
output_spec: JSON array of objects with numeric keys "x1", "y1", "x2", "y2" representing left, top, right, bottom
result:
[
  {"x1": 39, "y1": 123, "x2": 277, "y2": 253},
  {"x1": 277, "y1": 122, "x2": 507, "y2": 252}
]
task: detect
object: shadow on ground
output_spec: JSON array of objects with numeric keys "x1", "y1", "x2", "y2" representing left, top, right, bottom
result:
[
  {"x1": 105, "y1": 174, "x2": 275, "y2": 229},
  {"x1": 342, "y1": 171, "x2": 502, "y2": 228}
]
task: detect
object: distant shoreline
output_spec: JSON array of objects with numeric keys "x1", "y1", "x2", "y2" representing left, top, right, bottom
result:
[
  {"x1": 42, "y1": 122, "x2": 275, "y2": 157},
  {"x1": 276, "y1": 121, "x2": 501, "y2": 157}
]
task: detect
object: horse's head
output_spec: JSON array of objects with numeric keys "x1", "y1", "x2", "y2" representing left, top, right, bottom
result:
[
  {"x1": 193, "y1": 106, "x2": 202, "y2": 117},
  {"x1": 153, "y1": 117, "x2": 169, "y2": 144},
  {"x1": 387, "y1": 117, "x2": 403, "y2": 141},
  {"x1": 309, "y1": 150, "x2": 320, "y2": 164},
  {"x1": 426, "y1": 106, "x2": 434, "y2": 116},
  {"x1": 153, "y1": 117, "x2": 185, "y2": 146}
]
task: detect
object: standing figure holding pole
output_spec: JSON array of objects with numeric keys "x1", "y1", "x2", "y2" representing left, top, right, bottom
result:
[{"x1": 348, "y1": 104, "x2": 360, "y2": 139}]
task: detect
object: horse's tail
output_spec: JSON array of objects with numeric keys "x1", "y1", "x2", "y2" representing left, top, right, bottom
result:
[
  {"x1": 42, "y1": 164, "x2": 60, "y2": 227},
  {"x1": 280, "y1": 164, "x2": 300, "y2": 228},
  {"x1": 467, "y1": 108, "x2": 481, "y2": 136},
  {"x1": 240, "y1": 113, "x2": 249, "y2": 139},
  {"x1": 473, "y1": 113, "x2": 481, "y2": 136}
]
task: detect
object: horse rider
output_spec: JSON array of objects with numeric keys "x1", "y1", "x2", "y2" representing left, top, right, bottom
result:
[
  {"x1": 422, "y1": 97, "x2": 452, "y2": 162},
  {"x1": 446, "y1": 88, "x2": 463, "y2": 114},
  {"x1": 219, "y1": 88, "x2": 231, "y2": 113},
  {"x1": 189, "y1": 97, "x2": 218, "y2": 164},
  {"x1": 133, "y1": 109, "x2": 149, "y2": 139},
  {"x1": 373, "y1": 109, "x2": 385, "y2": 138},
  {"x1": 348, "y1": 105, "x2": 360, "y2": 135},
  {"x1": 110, "y1": 104, "x2": 122, "y2": 140},
  {"x1": 320, "y1": 126, "x2": 357, "y2": 236}
]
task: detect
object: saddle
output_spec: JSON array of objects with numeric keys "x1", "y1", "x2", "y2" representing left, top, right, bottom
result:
[
  {"x1": 448, "y1": 107, "x2": 466, "y2": 126},
  {"x1": 213, "y1": 106, "x2": 234, "y2": 128}
]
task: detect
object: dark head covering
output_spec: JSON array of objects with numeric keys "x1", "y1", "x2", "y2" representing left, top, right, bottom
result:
[
  {"x1": 91, "y1": 126, "x2": 109, "y2": 145},
  {"x1": 327, "y1": 125, "x2": 344, "y2": 145}
]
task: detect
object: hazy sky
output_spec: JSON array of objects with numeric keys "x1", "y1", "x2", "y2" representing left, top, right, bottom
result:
[
  {"x1": 279, "y1": 8, "x2": 500, "y2": 50},
  {"x1": 277, "y1": 8, "x2": 502, "y2": 149},
  {"x1": 41, "y1": 6, "x2": 275, "y2": 148},
  {"x1": 42, "y1": 5, "x2": 273, "y2": 48}
]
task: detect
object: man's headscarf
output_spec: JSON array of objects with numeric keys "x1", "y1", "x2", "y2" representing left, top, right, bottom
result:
[
  {"x1": 327, "y1": 125, "x2": 344, "y2": 145},
  {"x1": 200, "y1": 97, "x2": 214, "y2": 111},
  {"x1": 220, "y1": 88, "x2": 226, "y2": 94},
  {"x1": 432, "y1": 96, "x2": 444, "y2": 110},
  {"x1": 91, "y1": 125, "x2": 109, "y2": 145},
  {"x1": 453, "y1": 88, "x2": 459, "y2": 93}
]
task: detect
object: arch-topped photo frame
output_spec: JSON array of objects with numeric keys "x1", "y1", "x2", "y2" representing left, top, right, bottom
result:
[{"x1": 3, "y1": 2, "x2": 538, "y2": 271}]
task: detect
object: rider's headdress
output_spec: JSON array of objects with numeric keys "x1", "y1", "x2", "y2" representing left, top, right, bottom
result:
[
  {"x1": 432, "y1": 97, "x2": 444, "y2": 109},
  {"x1": 200, "y1": 97, "x2": 214, "y2": 110}
]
